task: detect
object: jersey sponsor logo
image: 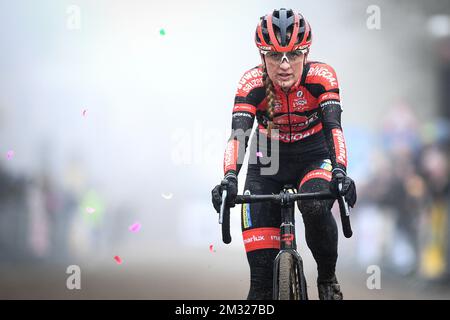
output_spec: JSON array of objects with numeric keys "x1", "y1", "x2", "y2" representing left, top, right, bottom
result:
[
  {"x1": 292, "y1": 99, "x2": 317, "y2": 112},
  {"x1": 290, "y1": 113, "x2": 315, "y2": 125},
  {"x1": 233, "y1": 104, "x2": 256, "y2": 114},
  {"x1": 320, "y1": 100, "x2": 341, "y2": 108},
  {"x1": 279, "y1": 130, "x2": 313, "y2": 142},
  {"x1": 274, "y1": 114, "x2": 306, "y2": 125},
  {"x1": 265, "y1": 122, "x2": 322, "y2": 142},
  {"x1": 300, "y1": 169, "x2": 332, "y2": 187},
  {"x1": 223, "y1": 140, "x2": 239, "y2": 173},
  {"x1": 294, "y1": 99, "x2": 307, "y2": 107},
  {"x1": 242, "y1": 227, "x2": 280, "y2": 252},
  {"x1": 272, "y1": 100, "x2": 283, "y2": 112},
  {"x1": 238, "y1": 78, "x2": 263, "y2": 93},
  {"x1": 242, "y1": 190, "x2": 252, "y2": 229},
  {"x1": 332, "y1": 128, "x2": 347, "y2": 167},
  {"x1": 273, "y1": 113, "x2": 319, "y2": 132},
  {"x1": 245, "y1": 69, "x2": 263, "y2": 79},
  {"x1": 270, "y1": 235, "x2": 280, "y2": 241},
  {"x1": 243, "y1": 234, "x2": 265, "y2": 244},
  {"x1": 318, "y1": 92, "x2": 340, "y2": 104},
  {"x1": 320, "y1": 159, "x2": 333, "y2": 172},
  {"x1": 296, "y1": 90, "x2": 304, "y2": 98},
  {"x1": 232, "y1": 112, "x2": 253, "y2": 119},
  {"x1": 308, "y1": 65, "x2": 337, "y2": 87},
  {"x1": 237, "y1": 69, "x2": 264, "y2": 94}
]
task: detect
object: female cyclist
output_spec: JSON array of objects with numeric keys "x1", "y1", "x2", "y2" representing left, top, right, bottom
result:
[{"x1": 211, "y1": 8, "x2": 357, "y2": 300}]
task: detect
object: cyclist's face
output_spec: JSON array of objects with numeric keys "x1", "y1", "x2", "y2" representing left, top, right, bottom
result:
[{"x1": 263, "y1": 50, "x2": 305, "y2": 91}]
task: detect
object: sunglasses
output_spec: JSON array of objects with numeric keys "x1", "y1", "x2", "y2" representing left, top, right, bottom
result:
[{"x1": 260, "y1": 49, "x2": 307, "y2": 64}]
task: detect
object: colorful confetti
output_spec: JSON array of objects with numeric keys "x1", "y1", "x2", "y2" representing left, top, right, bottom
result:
[
  {"x1": 6, "y1": 150, "x2": 14, "y2": 160},
  {"x1": 86, "y1": 207, "x2": 96, "y2": 214},
  {"x1": 256, "y1": 152, "x2": 263, "y2": 158},
  {"x1": 159, "y1": 28, "x2": 166, "y2": 36},
  {"x1": 82, "y1": 109, "x2": 87, "y2": 117},
  {"x1": 129, "y1": 222, "x2": 141, "y2": 233},
  {"x1": 114, "y1": 255, "x2": 122, "y2": 264},
  {"x1": 209, "y1": 244, "x2": 216, "y2": 253},
  {"x1": 161, "y1": 193, "x2": 173, "y2": 200}
]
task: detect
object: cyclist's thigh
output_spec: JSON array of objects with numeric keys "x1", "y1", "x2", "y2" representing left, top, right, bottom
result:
[{"x1": 297, "y1": 159, "x2": 334, "y2": 212}]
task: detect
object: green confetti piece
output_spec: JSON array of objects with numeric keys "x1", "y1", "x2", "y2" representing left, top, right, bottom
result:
[{"x1": 159, "y1": 28, "x2": 166, "y2": 36}]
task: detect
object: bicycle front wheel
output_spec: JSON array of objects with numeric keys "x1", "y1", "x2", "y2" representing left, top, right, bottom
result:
[{"x1": 278, "y1": 252, "x2": 308, "y2": 300}]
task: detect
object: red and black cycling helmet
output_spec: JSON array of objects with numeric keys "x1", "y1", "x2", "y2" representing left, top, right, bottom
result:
[{"x1": 255, "y1": 8, "x2": 312, "y2": 52}]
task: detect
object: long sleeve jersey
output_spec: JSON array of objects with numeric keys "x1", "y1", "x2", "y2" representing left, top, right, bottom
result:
[{"x1": 223, "y1": 61, "x2": 348, "y2": 178}]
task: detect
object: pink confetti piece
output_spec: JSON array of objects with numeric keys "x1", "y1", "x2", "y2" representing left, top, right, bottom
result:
[
  {"x1": 256, "y1": 152, "x2": 263, "y2": 158},
  {"x1": 129, "y1": 222, "x2": 141, "y2": 233},
  {"x1": 6, "y1": 150, "x2": 14, "y2": 160},
  {"x1": 209, "y1": 244, "x2": 216, "y2": 253},
  {"x1": 114, "y1": 255, "x2": 122, "y2": 264},
  {"x1": 82, "y1": 109, "x2": 87, "y2": 117},
  {"x1": 86, "y1": 207, "x2": 96, "y2": 214}
]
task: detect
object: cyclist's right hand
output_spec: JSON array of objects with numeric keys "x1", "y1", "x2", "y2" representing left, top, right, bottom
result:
[{"x1": 211, "y1": 174, "x2": 238, "y2": 213}]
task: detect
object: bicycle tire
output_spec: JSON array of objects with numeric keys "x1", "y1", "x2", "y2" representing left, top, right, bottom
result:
[{"x1": 278, "y1": 252, "x2": 307, "y2": 300}]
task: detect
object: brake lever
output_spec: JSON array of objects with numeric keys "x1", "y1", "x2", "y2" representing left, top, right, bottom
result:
[
  {"x1": 219, "y1": 179, "x2": 231, "y2": 244},
  {"x1": 338, "y1": 180, "x2": 353, "y2": 238},
  {"x1": 338, "y1": 181, "x2": 351, "y2": 216},
  {"x1": 219, "y1": 179, "x2": 229, "y2": 224},
  {"x1": 219, "y1": 189, "x2": 228, "y2": 224}
]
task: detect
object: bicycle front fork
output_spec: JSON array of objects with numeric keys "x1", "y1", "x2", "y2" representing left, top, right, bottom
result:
[{"x1": 273, "y1": 201, "x2": 308, "y2": 299}]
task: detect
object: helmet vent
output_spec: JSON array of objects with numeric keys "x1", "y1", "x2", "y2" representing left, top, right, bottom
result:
[
  {"x1": 306, "y1": 28, "x2": 312, "y2": 42},
  {"x1": 261, "y1": 19, "x2": 271, "y2": 44}
]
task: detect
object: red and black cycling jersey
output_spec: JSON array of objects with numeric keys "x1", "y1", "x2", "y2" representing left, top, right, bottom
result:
[{"x1": 223, "y1": 61, "x2": 348, "y2": 177}]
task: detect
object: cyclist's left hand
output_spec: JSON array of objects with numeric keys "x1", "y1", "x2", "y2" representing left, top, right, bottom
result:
[{"x1": 330, "y1": 169, "x2": 357, "y2": 208}]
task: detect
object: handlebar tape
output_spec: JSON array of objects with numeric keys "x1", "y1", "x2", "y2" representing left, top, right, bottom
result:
[
  {"x1": 337, "y1": 196, "x2": 353, "y2": 238},
  {"x1": 221, "y1": 206, "x2": 231, "y2": 244}
]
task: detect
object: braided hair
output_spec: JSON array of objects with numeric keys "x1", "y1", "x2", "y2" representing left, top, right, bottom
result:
[{"x1": 261, "y1": 63, "x2": 276, "y2": 137}]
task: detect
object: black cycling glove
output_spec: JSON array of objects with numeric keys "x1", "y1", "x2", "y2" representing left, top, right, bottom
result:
[
  {"x1": 329, "y1": 168, "x2": 357, "y2": 208},
  {"x1": 211, "y1": 173, "x2": 238, "y2": 213}
]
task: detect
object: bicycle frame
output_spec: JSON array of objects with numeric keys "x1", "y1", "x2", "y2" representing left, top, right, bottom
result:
[{"x1": 271, "y1": 186, "x2": 308, "y2": 299}]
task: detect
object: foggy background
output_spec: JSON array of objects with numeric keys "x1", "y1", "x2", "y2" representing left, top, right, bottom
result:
[{"x1": 0, "y1": 0, "x2": 449, "y2": 299}]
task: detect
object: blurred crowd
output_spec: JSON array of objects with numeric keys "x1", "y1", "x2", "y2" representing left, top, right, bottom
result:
[
  {"x1": 354, "y1": 101, "x2": 450, "y2": 284},
  {"x1": 0, "y1": 155, "x2": 125, "y2": 264}
]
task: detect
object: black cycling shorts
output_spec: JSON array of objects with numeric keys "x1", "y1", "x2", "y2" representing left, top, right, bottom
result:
[{"x1": 241, "y1": 155, "x2": 333, "y2": 252}]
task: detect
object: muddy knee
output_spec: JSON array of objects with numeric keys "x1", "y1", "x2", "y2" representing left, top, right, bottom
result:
[
  {"x1": 298, "y1": 199, "x2": 329, "y2": 216},
  {"x1": 297, "y1": 177, "x2": 333, "y2": 217}
]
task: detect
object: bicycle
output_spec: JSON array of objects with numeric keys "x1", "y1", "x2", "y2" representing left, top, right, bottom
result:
[{"x1": 217, "y1": 180, "x2": 353, "y2": 300}]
